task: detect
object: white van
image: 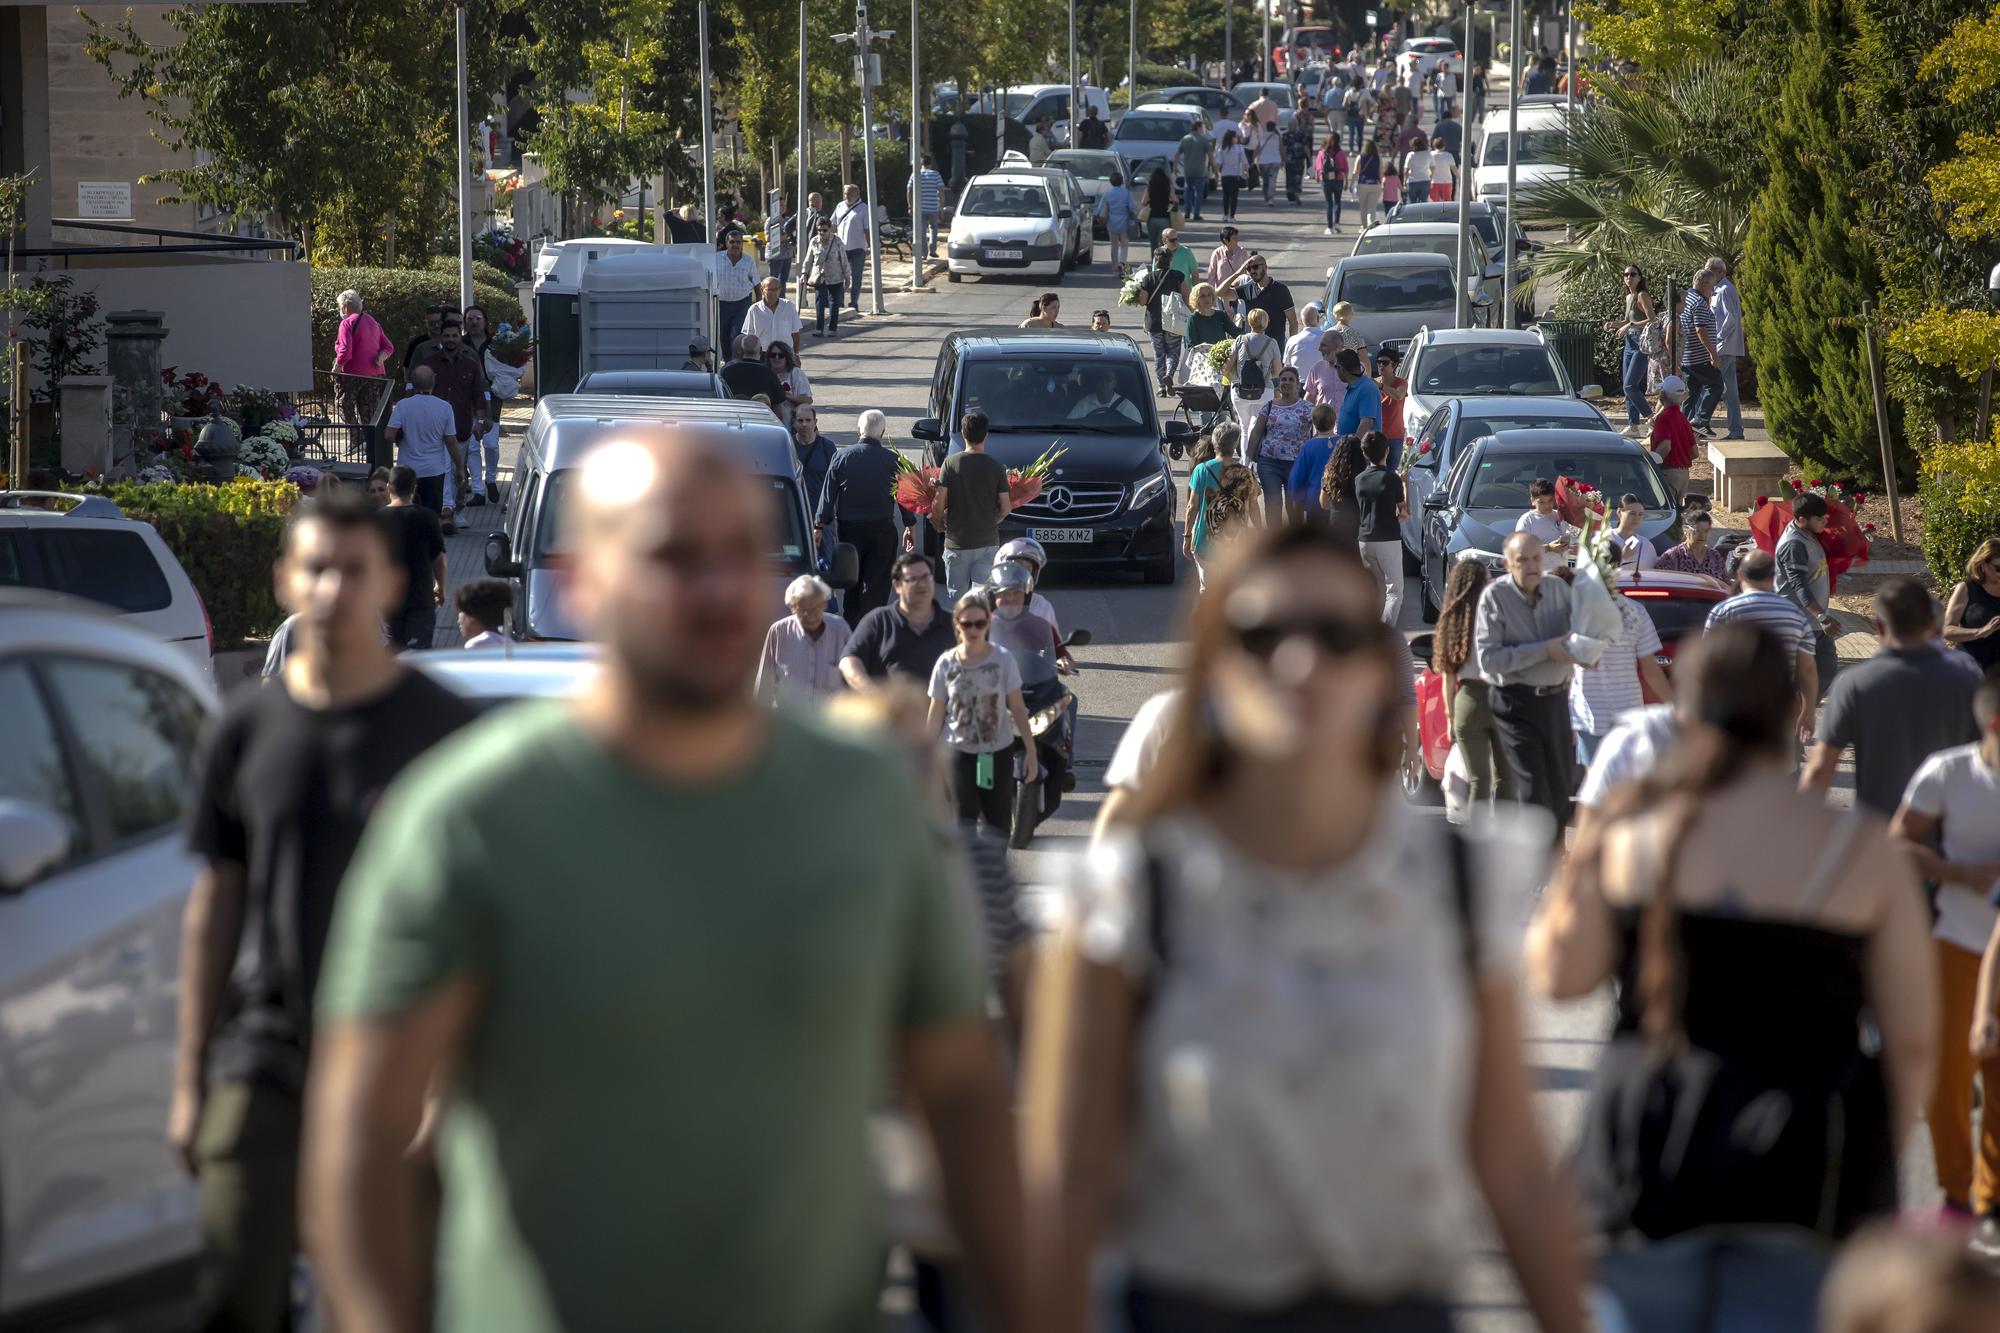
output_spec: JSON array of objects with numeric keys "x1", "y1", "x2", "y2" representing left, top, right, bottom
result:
[{"x1": 977, "y1": 84, "x2": 1114, "y2": 147}]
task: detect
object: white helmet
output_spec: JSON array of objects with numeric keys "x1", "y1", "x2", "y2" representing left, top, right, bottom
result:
[{"x1": 996, "y1": 537, "x2": 1047, "y2": 576}]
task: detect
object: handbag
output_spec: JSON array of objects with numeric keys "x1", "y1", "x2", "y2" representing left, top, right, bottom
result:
[
  {"x1": 1136, "y1": 199, "x2": 1152, "y2": 225},
  {"x1": 1161, "y1": 291, "x2": 1190, "y2": 337}
]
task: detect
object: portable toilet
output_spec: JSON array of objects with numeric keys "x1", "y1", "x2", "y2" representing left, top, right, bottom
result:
[
  {"x1": 577, "y1": 250, "x2": 717, "y2": 379},
  {"x1": 531, "y1": 238, "x2": 666, "y2": 397}
]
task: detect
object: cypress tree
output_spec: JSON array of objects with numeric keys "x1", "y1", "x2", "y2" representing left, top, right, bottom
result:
[{"x1": 1739, "y1": 0, "x2": 1884, "y2": 480}]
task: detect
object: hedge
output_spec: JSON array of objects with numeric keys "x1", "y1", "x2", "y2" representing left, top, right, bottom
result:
[
  {"x1": 310, "y1": 266, "x2": 523, "y2": 371},
  {"x1": 1919, "y1": 441, "x2": 2000, "y2": 592},
  {"x1": 76, "y1": 480, "x2": 301, "y2": 648}
]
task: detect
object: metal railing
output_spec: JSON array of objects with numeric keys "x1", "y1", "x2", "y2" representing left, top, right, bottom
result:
[
  {"x1": 292, "y1": 371, "x2": 395, "y2": 470},
  {"x1": 18, "y1": 219, "x2": 303, "y2": 266}
]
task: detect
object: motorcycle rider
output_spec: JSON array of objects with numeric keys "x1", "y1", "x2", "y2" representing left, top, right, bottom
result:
[
  {"x1": 993, "y1": 538, "x2": 1073, "y2": 673},
  {"x1": 986, "y1": 562, "x2": 1078, "y2": 816}
]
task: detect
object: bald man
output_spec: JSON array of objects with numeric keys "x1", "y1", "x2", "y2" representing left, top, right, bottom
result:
[
  {"x1": 306, "y1": 435, "x2": 1028, "y2": 1333},
  {"x1": 382, "y1": 364, "x2": 461, "y2": 518},
  {"x1": 1474, "y1": 533, "x2": 1583, "y2": 828}
]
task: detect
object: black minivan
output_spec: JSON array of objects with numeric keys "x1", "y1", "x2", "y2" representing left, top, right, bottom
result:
[{"x1": 913, "y1": 330, "x2": 1195, "y2": 584}]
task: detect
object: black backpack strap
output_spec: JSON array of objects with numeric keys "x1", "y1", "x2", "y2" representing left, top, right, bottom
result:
[{"x1": 1445, "y1": 826, "x2": 1478, "y2": 982}]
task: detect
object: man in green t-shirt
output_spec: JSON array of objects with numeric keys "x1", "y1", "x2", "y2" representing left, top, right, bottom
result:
[
  {"x1": 306, "y1": 434, "x2": 1027, "y2": 1333},
  {"x1": 930, "y1": 408, "x2": 1012, "y2": 604}
]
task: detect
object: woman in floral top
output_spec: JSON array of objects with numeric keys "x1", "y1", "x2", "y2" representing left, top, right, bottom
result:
[
  {"x1": 1655, "y1": 507, "x2": 1728, "y2": 580},
  {"x1": 1245, "y1": 365, "x2": 1314, "y2": 524}
]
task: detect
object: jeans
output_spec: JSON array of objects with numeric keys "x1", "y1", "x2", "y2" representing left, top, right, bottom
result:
[
  {"x1": 1260, "y1": 163, "x2": 1278, "y2": 204},
  {"x1": 469, "y1": 421, "x2": 500, "y2": 497},
  {"x1": 1405, "y1": 179, "x2": 1430, "y2": 204},
  {"x1": 1361, "y1": 538, "x2": 1403, "y2": 623},
  {"x1": 1719, "y1": 353, "x2": 1744, "y2": 437},
  {"x1": 768, "y1": 256, "x2": 792, "y2": 296},
  {"x1": 814, "y1": 283, "x2": 842, "y2": 334},
  {"x1": 1621, "y1": 331, "x2": 1647, "y2": 426},
  {"x1": 1682, "y1": 360, "x2": 1722, "y2": 428},
  {"x1": 845, "y1": 247, "x2": 866, "y2": 308},
  {"x1": 1450, "y1": 679, "x2": 1515, "y2": 803},
  {"x1": 194, "y1": 1081, "x2": 303, "y2": 1333},
  {"x1": 1322, "y1": 178, "x2": 1345, "y2": 229},
  {"x1": 388, "y1": 603, "x2": 437, "y2": 650},
  {"x1": 414, "y1": 470, "x2": 446, "y2": 517},
  {"x1": 1150, "y1": 330, "x2": 1184, "y2": 386},
  {"x1": 1576, "y1": 728, "x2": 1609, "y2": 766},
  {"x1": 1184, "y1": 176, "x2": 1208, "y2": 219},
  {"x1": 1491, "y1": 683, "x2": 1577, "y2": 828},
  {"x1": 839, "y1": 518, "x2": 899, "y2": 619},
  {"x1": 718, "y1": 296, "x2": 752, "y2": 347},
  {"x1": 920, "y1": 211, "x2": 940, "y2": 257},
  {"x1": 1222, "y1": 175, "x2": 1244, "y2": 219},
  {"x1": 1284, "y1": 161, "x2": 1305, "y2": 202},
  {"x1": 943, "y1": 543, "x2": 997, "y2": 604},
  {"x1": 1810, "y1": 625, "x2": 1837, "y2": 701},
  {"x1": 1256, "y1": 458, "x2": 1290, "y2": 524},
  {"x1": 1346, "y1": 113, "x2": 1364, "y2": 151}
]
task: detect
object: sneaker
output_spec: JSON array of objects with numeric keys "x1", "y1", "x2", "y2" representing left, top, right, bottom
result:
[
  {"x1": 1973, "y1": 1213, "x2": 2000, "y2": 1258},
  {"x1": 1325, "y1": 226, "x2": 1335, "y2": 235},
  {"x1": 466, "y1": 492, "x2": 487, "y2": 508}
]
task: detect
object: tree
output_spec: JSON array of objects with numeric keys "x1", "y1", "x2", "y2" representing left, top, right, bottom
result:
[
  {"x1": 1738, "y1": 0, "x2": 1888, "y2": 480},
  {"x1": 1520, "y1": 59, "x2": 1765, "y2": 286},
  {"x1": 1571, "y1": 0, "x2": 1734, "y2": 70}
]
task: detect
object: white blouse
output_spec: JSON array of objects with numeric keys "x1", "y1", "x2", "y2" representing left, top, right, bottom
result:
[{"x1": 1069, "y1": 800, "x2": 1546, "y2": 1306}]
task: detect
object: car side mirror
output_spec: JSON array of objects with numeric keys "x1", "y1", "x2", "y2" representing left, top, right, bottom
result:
[
  {"x1": 912, "y1": 417, "x2": 943, "y2": 442},
  {"x1": 826, "y1": 541, "x2": 861, "y2": 590},
  {"x1": 1423, "y1": 492, "x2": 1452, "y2": 511},
  {"x1": 484, "y1": 532, "x2": 522, "y2": 579},
  {"x1": 1407, "y1": 630, "x2": 1435, "y2": 666},
  {"x1": 1059, "y1": 207, "x2": 1075, "y2": 220},
  {"x1": 1576, "y1": 384, "x2": 1604, "y2": 401},
  {"x1": 0, "y1": 799, "x2": 71, "y2": 894}
]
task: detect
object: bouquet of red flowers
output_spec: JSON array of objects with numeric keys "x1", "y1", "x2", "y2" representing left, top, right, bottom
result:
[
  {"x1": 1749, "y1": 490, "x2": 1873, "y2": 590},
  {"x1": 1554, "y1": 475, "x2": 1606, "y2": 528},
  {"x1": 892, "y1": 453, "x2": 941, "y2": 516},
  {"x1": 1007, "y1": 444, "x2": 1068, "y2": 506}
]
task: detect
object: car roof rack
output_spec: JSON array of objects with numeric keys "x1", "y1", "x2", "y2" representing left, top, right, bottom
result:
[{"x1": 0, "y1": 490, "x2": 125, "y2": 519}]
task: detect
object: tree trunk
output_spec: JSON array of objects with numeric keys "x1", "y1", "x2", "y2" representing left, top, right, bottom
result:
[{"x1": 383, "y1": 215, "x2": 397, "y2": 266}]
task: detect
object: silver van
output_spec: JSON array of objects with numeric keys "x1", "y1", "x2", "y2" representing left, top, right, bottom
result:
[{"x1": 482, "y1": 395, "x2": 857, "y2": 640}]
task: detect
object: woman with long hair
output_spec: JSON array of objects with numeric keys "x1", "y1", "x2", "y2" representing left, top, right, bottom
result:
[
  {"x1": 1609, "y1": 264, "x2": 1657, "y2": 429},
  {"x1": 1319, "y1": 433, "x2": 1365, "y2": 547},
  {"x1": 1024, "y1": 524, "x2": 1589, "y2": 1333},
  {"x1": 1216, "y1": 128, "x2": 1250, "y2": 223},
  {"x1": 1431, "y1": 559, "x2": 1514, "y2": 805},
  {"x1": 1020, "y1": 292, "x2": 1064, "y2": 329},
  {"x1": 1528, "y1": 626, "x2": 1937, "y2": 1244},
  {"x1": 1315, "y1": 131, "x2": 1349, "y2": 234},
  {"x1": 1355, "y1": 140, "x2": 1383, "y2": 228}
]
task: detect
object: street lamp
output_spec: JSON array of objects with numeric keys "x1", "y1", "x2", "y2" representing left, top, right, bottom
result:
[
  {"x1": 453, "y1": 0, "x2": 472, "y2": 312},
  {"x1": 1502, "y1": 0, "x2": 1521, "y2": 328},
  {"x1": 832, "y1": 3, "x2": 891, "y2": 315}
]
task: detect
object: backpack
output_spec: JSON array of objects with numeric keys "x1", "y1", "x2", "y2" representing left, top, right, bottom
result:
[
  {"x1": 1204, "y1": 460, "x2": 1257, "y2": 540},
  {"x1": 1235, "y1": 335, "x2": 1269, "y2": 398},
  {"x1": 1343, "y1": 87, "x2": 1362, "y2": 114},
  {"x1": 1639, "y1": 312, "x2": 1670, "y2": 359}
]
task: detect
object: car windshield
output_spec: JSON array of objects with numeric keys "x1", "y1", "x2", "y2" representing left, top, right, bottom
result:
[
  {"x1": 1452, "y1": 410, "x2": 1614, "y2": 444},
  {"x1": 1048, "y1": 152, "x2": 1115, "y2": 181},
  {"x1": 1337, "y1": 264, "x2": 1459, "y2": 311},
  {"x1": 1352, "y1": 233, "x2": 1460, "y2": 266},
  {"x1": 538, "y1": 470, "x2": 811, "y2": 572},
  {"x1": 1115, "y1": 116, "x2": 1188, "y2": 140},
  {"x1": 958, "y1": 359, "x2": 1156, "y2": 432},
  {"x1": 1412, "y1": 344, "x2": 1566, "y2": 395},
  {"x1": 960, "y1": 183, "x2": 1051, "y2": 217},
  {"x1": 1482, "y1": 129, "x2": 1566, "y2": 166},
  {"x1": 1459, "y1": 450, "x2": 1670, "y2": 510}
]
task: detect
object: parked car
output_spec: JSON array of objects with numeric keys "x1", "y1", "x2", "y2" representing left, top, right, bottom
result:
[
  {"x1": 1230, "y1": 82, "x2": 1298, "y2": 132},
  {"x1": 912, "y1": 330, "x2": 1196, "y2": 583},
  {"x1": 1145, "y1": 85, "x2": 1238, "y2": 124},
  {"x1": 1111, "y1": 105, "x2": 1206, "y2": 182},
  {"x1": 1399, "y1": 393, "x2": 1618, "y2": 560},
  {"x1": 945, "y1": 171, "x2": 1076, "y2": 282},
  {"x1": 573, "y1": 369, "x2": 727, "y2": 397},
  {"x1": 1382, "y1": 199, "x2": 1534, "y2": 269},
  {"x1": 995, "y1": 164, "x2": 1094, "y2": 268},
  {"x1": 1414, "y1": 427, "x2": 1679, "y2": 620},
  {"x1": 0, "y1": 490, "x2": 213, "y2": 675},
  {"x1": 1400, "y1": 325, "x2": 1600, "y2": 449},
  {"x1": 973, "y1": 83, "x2": 1114, "y2": 147},
  {"x1": 483, "y1": 395, "x2": 856, "y2": 639},
  {"x1": 406, "y1": 642, "x2": 600, "y2": 708},
  {"x1": 1405, "y1": 567, "x2": 1730, "y2": 796},
  {"x1": 1472, "y1": 101, "x2": 1572, "y2": 203},
  {"x1": 1321, "y1": 253, "x2": 1486, "y2": 359},
  {"x1": 1398, "y1": 36, "x2": 1465, "y2": 83},
  {"x1": 1044, "y1": 148, "x2": 1124, "y2": 238},
  {"x1": 0, "y1": 591, "x2": 219, "y2": 1325}
]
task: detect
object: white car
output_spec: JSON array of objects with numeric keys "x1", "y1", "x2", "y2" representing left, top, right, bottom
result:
[
  {"x1": 1230, "y1": 82, "x2": 1297, "y2": 133},
  {"x1": 975, "y1": 83, "x2": 1113, "y2": 148},
  {"x1": 1399, "y1": 326, "x2": 1601, "y2": 451},
  {"x1": 945, "y1": 172, "x2": 1074, "y2": 282},
  {"x1": 1, "y1": 490, "x2": 214, "y2": 676},
  {"x1": 1398, "y1": 36, "x2": 1465, "y2": 83},
  {"x1": 1472, "y1": 102, "x2": 1572, "y2": 204},
  {"x1": 1110, "y1": 105, "x2": 1204, "y2": 181},
  {"x1": 1044, "y1": 148, "x2": 1123, "y2": 237},
  {"x1": 0, "y1": 591, "x2": 219, "y2": 1323}
]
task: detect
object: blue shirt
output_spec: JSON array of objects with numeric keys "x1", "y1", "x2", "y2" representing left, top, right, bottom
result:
[
  {"x1": 1103, "y1": 186, "x2": 1135, "y2": 231},
  {"x1": 1286, "y1": 436, "x2": 1337, "y2": 515},
  {"x1": 910, "y1": 169, "x2": 944, "y2": 216},
  {"x1": 1336, "y1": 375, "x2": 1382, "y2": 436}
]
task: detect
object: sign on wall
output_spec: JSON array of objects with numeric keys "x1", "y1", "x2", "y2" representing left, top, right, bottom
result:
[{"x1": 76, "y1": 181, "x2": 133, "y2": 220}]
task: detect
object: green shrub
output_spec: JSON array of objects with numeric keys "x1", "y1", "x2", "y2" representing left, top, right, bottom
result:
[
  {"x1": 421, "y1": 253, "x2": 519, "y2": 292},
  {"x1": 310, "y1": 266, "x2": 522, "y2": 370},
  {"x1": 78, "y1": 480, "x2": 301, "y2": 647},
  {"x1": 1919, "y1": 470, "x2": 2000, "y2": 594}
]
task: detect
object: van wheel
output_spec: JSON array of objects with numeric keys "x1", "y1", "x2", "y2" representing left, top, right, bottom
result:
[{"x1": 1144, "y1": 550, "x2": 1178, "y2": 585}]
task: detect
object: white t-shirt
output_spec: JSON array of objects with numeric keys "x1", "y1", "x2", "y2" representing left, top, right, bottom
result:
[
  {"x1": 1617, "y1": 533, "x2": 1658, "y2": 570},
  {"x1": 832, "y1": 198, "x2": 869, "y2": 249},
  {"x1": 1901, "y1": 743, "x2": 2000, "y2": 955},
  {"x1": 387, "y1": 393, "x2": 458, "y2": 476},
  {"x1": 1514, "y1": 509, "x2": 1569, "y2": 547},
  {"x1": 1104, "y1": 690, "x2": 1178, "y2": 791},
  {"x1": 1575, "y1": 704, "x2": 1677, "y2": 809},
  {"x1": 742, "y1": 297, "x2": 802, "y2": 350}
]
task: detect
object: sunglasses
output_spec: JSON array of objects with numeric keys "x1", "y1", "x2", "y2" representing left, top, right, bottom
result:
[
  {"x1": 957, "y1": 617, "x2": 990, "y2": 631},
  {"x1": 1229, "y1": 614, "x2": 1380, "y2": 664}
]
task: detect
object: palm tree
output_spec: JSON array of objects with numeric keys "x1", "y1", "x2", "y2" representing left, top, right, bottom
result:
[{"x1": 1520, "y1": 60, "x2": 1762, "y2": 287}]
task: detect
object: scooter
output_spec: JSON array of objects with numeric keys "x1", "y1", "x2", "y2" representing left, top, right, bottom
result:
[{"x1": 1006, "y1": 628, "x2": 1090, "y2": 849}]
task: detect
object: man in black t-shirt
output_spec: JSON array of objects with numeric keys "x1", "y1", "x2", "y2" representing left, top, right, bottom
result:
[
  {"x1": 1352, "y1": 431, "x2": 1408, "y2": 624},
  {"x1": 838, "y1": 551, "x2": 956, "y2": 687},
  {"x1": 719, "y1": 332, "x2": 786, "y2": 408},
  {"x1": 174, "y1": 489, "x2": 477, "y2": 1333},
  {"x1": 1232, "y1": 255, "x2": 1299, "y2": 338},
  {"x1": 379, "y1": 464, "x2": 447, "y2": 649}
]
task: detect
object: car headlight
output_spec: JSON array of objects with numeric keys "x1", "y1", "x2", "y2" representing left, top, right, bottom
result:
[
  {"x1": 1036, "y1": 229, "x2": 1058, "y2": 247},
  {"x1": 1129, "y1": 471, "x2": 1169, "y2": 508}
]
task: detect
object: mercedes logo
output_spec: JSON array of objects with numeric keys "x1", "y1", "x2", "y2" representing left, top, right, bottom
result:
[{"x1": 1042, "y1": 485, "x2": 1075, "y2": 514}]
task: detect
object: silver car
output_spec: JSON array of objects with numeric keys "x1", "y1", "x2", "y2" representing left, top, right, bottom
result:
[
  {"x1": 0, "y1": 592, "x2": 218, "y2": 1322},
  {"x1": 1322, "y1": 252, "x2": 1488, "y2": 358}
]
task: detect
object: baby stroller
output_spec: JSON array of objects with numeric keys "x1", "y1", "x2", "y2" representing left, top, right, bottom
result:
[{"x1": 1169, "y1": 342, "x2": 1229, "y2": 455}]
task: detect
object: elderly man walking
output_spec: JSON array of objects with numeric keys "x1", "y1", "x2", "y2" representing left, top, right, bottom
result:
[
  {"x1": 743, "y1": 277, "x2": 804, "y2": 362},
  {"x1": 1475, "y1": 531, "x2": 1584, "y2": 828},
  {"x1": 755, "y1": 574, "x2": 851, "y2": 700},
  {"x1": 816, "y1": 409, "x2": 905, "y2": 619},
  {"x1": 1705, "y1": 256, "x2": 1748, "y2": 440},
  {"x1": 1678, "y1": 266, "x2": 1723, "y2": 438}
]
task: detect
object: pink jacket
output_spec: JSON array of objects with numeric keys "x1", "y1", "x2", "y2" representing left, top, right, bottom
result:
[{"x1": 334, "y1": 311, "x2": 393, "y2": 376}]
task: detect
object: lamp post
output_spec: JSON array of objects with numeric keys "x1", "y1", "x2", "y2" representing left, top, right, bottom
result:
[
  {"x1": 1502, "y1": 0, "x2": 1520, "y2": 328},
  {"x1": 1455, "y1": 0, "x2": 1474, "y2": 328},
  {"x1": 1262, "y1": 0, "x2": 1272, "y2": 83},
  {"x1": 1128, "y1": 0, "x2": 1137, "y2": 113},
  {"x1": 453, "y1": 0, "x2": 472, "y2": 311},
  {"x1": 699, "y1": 0, "x2": 716, "y2": 249},
  {"x1": 835, "y1": 3, "x2": 891, "y2": 315},
  {"x1": 797, "y1": 0, "x2": 809, "y2": 247},
  {"x1": 911, "y1": 0, "x2": 923, "y2": 290},
  {"x1": 1068, "y1": 0, "x2": 1080, "y2": 150}
]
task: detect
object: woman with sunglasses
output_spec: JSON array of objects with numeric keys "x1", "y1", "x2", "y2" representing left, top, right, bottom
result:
[
  {"x1": 927, "y1": 590, "x2": 1039, "y2": 835},
  {"x1": 762, "y1": 341, "x2": 813, "y2": 426},
  {"x1": 1606, "y1": 265, "x2": 1656, "y2": 428},
  {"x1": 1024, "y1": 524, "x2": 1587, "y2": 1333}
]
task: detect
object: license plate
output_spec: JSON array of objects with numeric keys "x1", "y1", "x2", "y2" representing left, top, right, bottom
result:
[
  {"x1": 985, "y1": 248, "x2": 1023, "y2": 259},
  {"x1": 1033, "y1": 527, "x2": 1093, "y2": 544}
]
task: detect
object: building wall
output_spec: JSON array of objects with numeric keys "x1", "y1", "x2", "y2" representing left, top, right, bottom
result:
[
  {"x1": 46, "y1": 7, "x2": 205, "y2": 236},
  {"x1": 56, "y1": 256, "x2": 314, "y2": 392}
]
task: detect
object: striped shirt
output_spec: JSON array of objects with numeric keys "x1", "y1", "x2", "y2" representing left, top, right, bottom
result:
[
  {"x1": 1679, "y1": 287, "x2": 1716, "y2": 369},
  {"x1": 1569, "y1": 595, "x2": 1662, "y2": 738},
  {"x1": 1704, "y1": 589, "x2": 1813, "y2": 658},
  {"x1": 909, "y1": 168, "x2": 944, "y2": 216}
]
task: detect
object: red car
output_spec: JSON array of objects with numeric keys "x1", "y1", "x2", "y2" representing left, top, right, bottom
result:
[{"x1": 1408, "y1": 568, "x2": 1730, "y2": 795}]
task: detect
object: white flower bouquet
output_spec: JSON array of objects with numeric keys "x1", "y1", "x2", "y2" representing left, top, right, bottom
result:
[{"x1": 1566, "y1": 510, "x2": 1628, "y2": 667}]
